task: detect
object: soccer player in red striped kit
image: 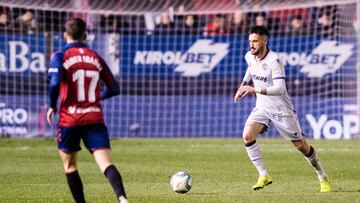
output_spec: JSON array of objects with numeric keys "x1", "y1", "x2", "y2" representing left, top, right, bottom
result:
[{"x1": 47, "y1": 18, "x2": 128, "y2": 203}]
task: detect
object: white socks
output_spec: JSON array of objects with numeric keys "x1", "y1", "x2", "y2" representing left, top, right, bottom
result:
[
  {"x1": 245, "y1": 141, "x2": 327, "y2": 181},
  {"x1": 245, "y1": 140, "x2": 268, "y2": 177},
  {"x1": 119, "y1": 196, "x2": 128, "y2": 203},
  {"x1": 304, "y1": 146, "x2": 327, "y2": 180}
]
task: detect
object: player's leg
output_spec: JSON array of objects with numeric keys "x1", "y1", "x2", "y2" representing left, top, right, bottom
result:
[
  {"x1": 292, "y1": 139, "x2": 328, "y2": 180},
  {"x1": 82, "y1": 124, "x2": 128, "y2": 203},
  {"x1": 243, "y1": 109, "x2": 273, "y2": 190},
  {"x1": 243, "y1": 121, "x2": 273, "y2": 190},
  {"x1": 270, "y1": 113, "x2": 330, "y2": 192},
  {"x1": 58, "y1": 126, "x2": 86, "y2": 203},
  {"x1": 59, "y1": 151, "x2": 86, "y2": 203},
  {"x1": 243, "y1": 121, "x2": 269, "y2": 178},
  {"x1": 93, "y1": 149, "x2": 127, "y2": 203},
  {"x1": 291, "y1": 139, "x2": 330, "y2": 192}
]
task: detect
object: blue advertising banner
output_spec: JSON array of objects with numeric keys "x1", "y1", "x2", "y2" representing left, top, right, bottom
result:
[
  {"x1": 1, "y1": 95, "x2": 358, "y2": 139},
  {"x1": 0, "y1": 34, "x2": 358, "y2": 139},
  {"x1": 0, "y1": 34, "x2": 46, "y2": 75},
  {"x1": 120, "y1": 35, "x2": 356, "y2": 79}
]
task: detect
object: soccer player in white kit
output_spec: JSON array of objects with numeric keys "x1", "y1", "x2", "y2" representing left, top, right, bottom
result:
[{"x1": 234, "y1": 26, "x2": 331, "y2": 192}]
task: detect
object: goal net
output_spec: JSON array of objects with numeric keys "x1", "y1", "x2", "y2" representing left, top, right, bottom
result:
[{"x1": 0, "y1": 0, "x2": 359, "y2": 139}]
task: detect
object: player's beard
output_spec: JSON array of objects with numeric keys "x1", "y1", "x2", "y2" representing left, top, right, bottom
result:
[
  {"x1": 250, "y1": 48, "x2": 258, "y2": 55},
  {"x1": 250, "y1": 44, "x2": 265, "y2": 56}
]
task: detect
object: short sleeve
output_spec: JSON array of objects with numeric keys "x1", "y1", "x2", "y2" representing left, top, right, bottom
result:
[
  {"x1": 244, "y1": 51, "x2": 251, "y2": 67},
  {"x1": 243, "y1": 52, "x2": 252, "y2": 82},
  {"x1": 243, "y1": 68, "x2": 251, "y2": 83}
]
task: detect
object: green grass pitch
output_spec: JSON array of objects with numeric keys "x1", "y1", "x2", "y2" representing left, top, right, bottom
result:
[{"x1": 1, "y1": 138, "x2": 360, "y2": 203}]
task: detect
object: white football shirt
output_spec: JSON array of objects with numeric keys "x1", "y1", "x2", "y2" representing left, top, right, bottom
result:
[{"x1": 244, "y1": 49, "x2": 295, "y2": 116}]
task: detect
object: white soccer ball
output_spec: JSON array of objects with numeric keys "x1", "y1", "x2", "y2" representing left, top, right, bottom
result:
[{"x1": 170, "y1": 171, "x2": 192, "y2": 194}]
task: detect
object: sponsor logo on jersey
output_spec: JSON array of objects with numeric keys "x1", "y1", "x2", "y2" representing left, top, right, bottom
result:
[
  {"x1": 68, "y1": 106, "x2": 101, "y2": 114},
  {"x1": 134, "y1": 39, "x2": 229, "y2": 77},
  {"x1": 253, "y1": 75, "x2": 267, "y2": 82},
  {"x1": 279, "y1": 41, "x2": 354, "y2": 78},
  {"x1": 262, "y1": 63, "x2": 268, "y2": 71}
]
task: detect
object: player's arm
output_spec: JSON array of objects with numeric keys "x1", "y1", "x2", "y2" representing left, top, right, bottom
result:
[
  {"x1": 254, "y1": 79, "x2": 285, "y2": 95},
  {"x1": 47, "y1": 53, "x2": 62, "y2": 124},
  {"x1": 254, "y1": 58, "x2": 286, "y2": 96},
  {"x1": 99, "y1": 57, "x2": 120, "y2": 100},
  {"x1": 234, "y1": 68, "x2": 251, "y2": 102}
]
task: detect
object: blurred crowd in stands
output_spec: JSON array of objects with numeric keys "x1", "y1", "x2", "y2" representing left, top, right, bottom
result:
[{"x1": 0, "y1": 2, "x2": 357, "y2": 38}]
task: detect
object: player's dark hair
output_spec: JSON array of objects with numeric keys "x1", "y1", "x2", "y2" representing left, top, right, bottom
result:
[
  {"x1": 65, "y1": 18, "x2": 86, "y2": 40},
  {"x1": 249, "y1": 26, "x2": 269, "y2": 37}
]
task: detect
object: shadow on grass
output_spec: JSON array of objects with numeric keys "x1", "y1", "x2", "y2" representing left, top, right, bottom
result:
[
  {"x1": 331, "y1": 188, "x2": 360, "y2": 193},
  {"x1": 187, "y1": 192, "x2": 218, "y2": 196}
]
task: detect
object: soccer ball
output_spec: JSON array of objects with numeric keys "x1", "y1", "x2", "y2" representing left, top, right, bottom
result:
[{"x1": 170, "y1": 171, "x2": 192, "y2": 194}]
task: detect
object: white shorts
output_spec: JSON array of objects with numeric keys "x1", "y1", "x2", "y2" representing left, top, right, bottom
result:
[{"x1": 245, "y1": 107, "x2": 304, "y2": 140}]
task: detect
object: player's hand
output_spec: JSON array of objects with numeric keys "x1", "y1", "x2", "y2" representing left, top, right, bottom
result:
[
  {"x1": 234, "y1": 86, "x2": 255, "y2": 102},
  {"x1": 46, "y1": 107, "x2": 57, "y2": 125},
  {"x1": 234, "y1": 88, "x2": 244, "y2": 102}
]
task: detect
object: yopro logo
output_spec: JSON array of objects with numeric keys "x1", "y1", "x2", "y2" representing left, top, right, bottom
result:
[
  {"x1": 0, "y1": 105, "x2": 28, "y2": 135},
  {"x1": 0, "y1": 107, "x2": 27, "y2": 124},
  {"x1": 306, "y1": 113, "x2": 358, "y2": 139},
  {"x1": 279, "y1": 41, "x2": 354, "y2": 78},
  {"x1": 134, "y1": 39, "x2": 229, "y2": 77}
]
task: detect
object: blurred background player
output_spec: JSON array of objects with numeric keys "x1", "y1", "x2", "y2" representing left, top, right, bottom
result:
[
  {"x1": 234, "y1": 26, "x2": 331, "y2": 193},
  {"x1": 47, "y1": 18, "x2": 128, "y2": 203}
]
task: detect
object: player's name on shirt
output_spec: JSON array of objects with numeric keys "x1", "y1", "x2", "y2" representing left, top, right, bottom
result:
[{"x1": 63, "y1": 55, "x2": 102, "y2": 71}]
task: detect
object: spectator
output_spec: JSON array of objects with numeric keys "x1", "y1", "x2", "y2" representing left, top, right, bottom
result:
[
  {"x1": 155, "y1": 11, "x2": 175, "y2": 35},
  {"x1": 15, "y1": 9, "x2": 40, "y2": 34},
  {"x1": 177, "y1": 14, "x2": 200, "y2": 35},
  {"x1": 203, "y1": 14, "x2": 227, "y2": 36},
  {"x1": 38, "y1": 10, "x2": 67, "y2": 33},
  {"x1": 253, "y1": 12, "x2": 281, "y2": 35},
  {"x1": 228, "y1": 10, "x2": 247, "y2": 34},
  {"x1": 0, "y1": 12, "x2": 11, "y2": 32},
  {"x1": 129, "y1": 15, "x2": 146, "y2": 35},
  {"x1": 176, "y1": 3, "x2": 186, "y2": 14},
  {"x1": 286, "y1": 15, "x2": 307, "y2": 35},
  {"x1": 255, "y1": 13, "x2": 267, "y2": 27},
  {"x1": 317, "y1": 8, "x2": 336, "y2": 38},
  {"x1": 269, "y1": 8, "x2": 310, "y2": 27},
  {"x1": 99, "y1": 13, "x2": 121, "y2": 33},
  {"x1": 173, "y1": 3, "x2": 186, "y2": 30}
]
